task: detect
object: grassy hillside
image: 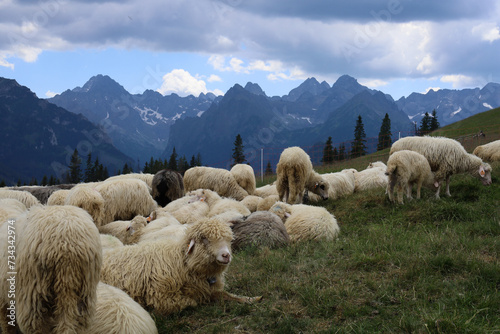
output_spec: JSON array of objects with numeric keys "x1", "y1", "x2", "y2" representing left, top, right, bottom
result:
[{"x1": 154, "y1": 110, "x2": 500, "y2": 333}]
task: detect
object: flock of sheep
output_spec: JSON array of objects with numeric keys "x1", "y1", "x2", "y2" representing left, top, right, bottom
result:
[{"x1": 0, "y1": 136, "x2": 497, "y2": 333}]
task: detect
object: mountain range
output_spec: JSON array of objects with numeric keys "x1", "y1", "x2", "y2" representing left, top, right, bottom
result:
[{"x1": 1, "y1": 74, "x2": 499, "y2": 183}]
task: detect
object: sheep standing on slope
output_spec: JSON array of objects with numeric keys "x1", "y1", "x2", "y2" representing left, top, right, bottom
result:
[
  {"x1": 230, "y1": 164, "x2": 256, "y2": 195},
  {"x1": 385, "y1": 150, "x2": 439, "y2": 204},
  {"x1": 0, "y1": 206, "x2": 102, "y2": 333},
  {"x1": 100, "y1": 216, "x2": 261, "y2": 315},
  {"x1": 184, "y1": 167, "x2": 249, "y2": 200},
  {"x1": 151, "y1": 169, "x2": 185, "y2": 207},
  {"x1": 473, "y1": 139, "x2": 500, "y2": 162},
  {"x1": 390, "y1": 136, "x2": 492, "y2": 197},
  {"x1": 276, "y1": 146, "x2": 329, "y2": 204}
]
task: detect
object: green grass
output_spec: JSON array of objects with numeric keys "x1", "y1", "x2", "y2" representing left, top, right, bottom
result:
[{"x1": 154, "y1": 161, "x2": 500, "y2": 333}]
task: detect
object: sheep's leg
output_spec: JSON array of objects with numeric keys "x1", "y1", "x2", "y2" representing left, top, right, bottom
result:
[
  {"x1": 406, "y1": 182, "x2": 414, "y2": 201},
  {"x1": 287, "y1": 169, "x2": 302, "y2": 204},
  {"x1": 211, "y1": 290, "x2": 263, "y2": 304},
  {"x1": 386, "y1": 183, "x2": 394, "y2": 202},
  {"x1": 445, "y1": 175, "x2": 451, "y2": 197},
  {"x1": 416, "y1": 178, "x2": 423, "y2": 199},
  {"x1": 396, "y1": 182, "x2": 404, "y2": 204}
]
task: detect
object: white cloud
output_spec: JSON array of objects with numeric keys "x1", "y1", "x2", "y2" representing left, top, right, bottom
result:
[
  {"x1": 416, "y1": 54, "x2": 433, "y2": 74},
  {"x1": 0, "y1": 55, "x2": 14, "y2": 69},
  {"x1": 207, "y1": 55, "x2": 247, "y2": 73},
  {"x1": 157, "y1": 69, "x2": 208, "y2": 97},
  {"x1": 45, "y1": 90, "x2": 57, "y2": 98},
  {"x1": 440, "y1": 74, "x2": 480, "y2": 88},
  {"x1": 207, "y1": 74, "x2": 222, "y2": 82},
  {"x1": 472, "y1": 23, "x2": 500, "y2": 42},
  {"x1": 359, "y1": 79, "x2": 388, "y2": 89},
  {"x1": 423, "y1": 87, "x2": 441, "y2": 94}
]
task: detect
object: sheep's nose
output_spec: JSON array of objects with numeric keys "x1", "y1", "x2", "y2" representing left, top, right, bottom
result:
[{"x1": 221, "y1": 252, "x2": 231, "y2": 263}]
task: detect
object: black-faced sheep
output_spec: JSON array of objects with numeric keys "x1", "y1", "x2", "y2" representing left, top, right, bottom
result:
[
  {"x1": 229, "y1": 211, "x2": 290, "y2": 251},
  {"x1": 390, "y1": 136, "x2": 492, "y2": 197},
  {"x1": 270, "y1": 202, "x2": 340, "y2": 242},
  {"x1": 151, "y1": 169, "x2": 185, "y2": 207},
  {"x1": 95, "y1": 178, "x2": 158, "y2": 225},
  {"x1": 230, "y1": 164, "x2": 256, "y2": 195},
  {"x1": 0, "y1": 206, "x2": 102, "y2": 333},
  {"x1": 276, "y1": 146, "x2": 329, "y2": 204},
  {"x1": 473, "y1": 139, "x2": 500, "y2": 162},
  {"x1": 87, "y1": 282, "x2": 158, "y2": 334},
  {"x1": 184, "y1": 166, "x2": 249, "y2": 200},
  {"x1": 100, "y1": 216, "x2": 261, "y2": 315},
  {"x1": 385, "y1": 150, "x2": 439, "y2": 203}
]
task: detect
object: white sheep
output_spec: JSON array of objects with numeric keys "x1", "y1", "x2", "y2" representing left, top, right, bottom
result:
[
  {"x1": 47, "y1": 188, "x2": 72, "y2": 205},
  {"x1": 184, "y1": 166, "x2": 249, "y2": 200},
  {"x1": 105, "y1": 173, "x2": 154, "y2": 189},
  {"x1": 136, "y1": 213, "x2": 183, "y2": 243},
  {"x1": 230, "y1": 164, "x2": 256, "y2": 195},
  {"x1": 354, "y1": 166, "x2": 388, "y2": 192},
  {"x1": 170, "y1": 199, "x2": 210, "y2": 225},
  {"x1": 367, "y1": 161, "x2": 387, "y2": 169},
  {"x1": 87, "y1": 282, "x2": 158, "y2": 334},
  {"x1": 98, "y1": 215, "x2": 148, "y2": 244},
  {"x1": 390, "y1": 136, "x2": 493, "y2": 197},
  {"x1": 65, "y1": 185, "x2": 106, "y2": 227},
  {"x1": 307, "y1": 169, "x2": 356, "y2": 202},
  {"x1": 269, "y1": 202, "x2": 340, "y2": 242},
  {"x1": 0, "y1": 206, "x2": 102, "y2": 333},
  {"x1": 0, "y1": 189, "x2": 40, "y2": 208},
  {"x1": 95, "y1": 178, "x2": 158, "y2": 225},
  {"x1": 276, "y1": 146, "x2": 329, "y2": 204},
  {"x1": 256, "y1": 195, "x2": 280, "y2": 212},
  {"x1": 0, "y1": 198, "x2": 27, "y2": 225},
  {"x1": 385, "y1": 150, "x2": 439, "y2": 203},
  {"x1": 101, "y1": 216, "x2": 261, "y2": 315},
  {"x1": 254, "y1": 183, "x2": 278, "y2": 198},
  {"x1": 473, "y1": 139, "x2": 500, "y2": 162},
  {"x1": 208, "y1": 198, "x2": 251, "y2": 217},
  {"x1": 100, "y1": 234, "x2": 125, "y2": 255},
  {"x1": 240, "y1": 195, "x2": 261, "y2": 212}
]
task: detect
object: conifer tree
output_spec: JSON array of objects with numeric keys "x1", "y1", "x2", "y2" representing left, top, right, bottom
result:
[
  {"x1": 168, "y1": 147, "x2": 178, "y2": 171},
  {"x1": 69, "y1": 148, "x2": 82, "y2": 183},
  {"x1": 178, "y1": 155, "x2": 189, "y2": 173},
  {"x1": 48, "y1": 175, "x2": 56, "y2": 186},
  {"x1": 265, "y1": 161, "x2": 273, "y2": 175},
  {"x1": 322, "y1": 136, "x2": 334, "y2": 165},
  {"x1": 232, "y1": 134, "x2": 246, "y2": 166},
  {"x1": 0, "y1": 180, "x2": 5, "y2": 187},
  {"x1": 377, "y1": 113, "x2": 392, "y2": 151},
  {"x1": 190, "y1": 155, "x2": 196, "y2": 168},
  {"x1": 419, "y1": 112, "x2": 431, "y2": 135},
  {"x1": 350, "y1": 115, "x2": 367, "y2": 158},
  {"x1": 84, "y1": 152, "x2": 95, "y2": 182},
  {"x1": 429, "y1": 109, "x2": 440, "y2": 131},
  {"x1": 332, "y1": 146, "x2": 339, "y2": 161},
  {"x1": 338, "y1": 143, "x2": 346, "y2": 161},
  {"x1": 41, "y1": 175, "x2": 48, "y2": 186},
  {"x1": 16, "y1": 179, "x2": 22, "y2": 186}
]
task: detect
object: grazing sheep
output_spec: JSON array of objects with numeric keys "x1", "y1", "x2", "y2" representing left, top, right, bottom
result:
[
  {"x1": 0, "y1": 198, "x2": 27, "y2": 225},
  {"x1": 307, "y1": 170, "x2": 356, "y2": 202},
  {"x1": 65, "y1": 185, "x2": 106, "y2": 227},
  {"x1": 0, "y1": 206, "x2": 102, "y2": 333},
  {"x1": 473, "y1": 139, "x2": 500, "y2": 162},
  {"x1": 47, "y1": 188, "x2": 71, "y2": 205},
  {"x1": 385, "y1": 150, "x2": 439, "y2": 203},
  {"x1": 101, "y1": 216, "x2": 261, "y2": 315},
  {"x1": 270, "y1": 202, "x2": 340, "y2": 242},
  {"x1": 95, "y1": 178, "x2": 158, "y2": 225},
  {"x1": 184, "y1": 166, "x2": 249, "y2": 200},
  {"x1": 0, "y1": 189, "x2": 40, "y2": 208},
  {"x1": 254, "y1": 183, "x2": 278, "y2": 198},
  {"x1": 390, "y1": 136, "x2": 493, "y2": 197},
  {"x1": 229, "y1": 211, "x2": 290, "y2": 251},
  {"x1": 256, "y1": 195, "x2": 280, "y2": 211},
  {"x1": 152, "y1": 169, "x2": 185, "y2": 207},
  {"x1": 9, "y1": 184, "x2": 75, "y2": 204},
  {"x1": 99, "y1": 215, "x2": 148, "y2": 244},
  {"x1": 208, "y1": 198, "x2": 251, "y2": 218},
  {"x1": 230, "y1": 164, "x2": 256, "y2": 195},
  {"x1": 354, "y1": 166, "x2": 388, "y2": 192},
  {"x1": 240, "y1": 195, "x2": 261, "y2": 212},
  {"x1": 276, "y1": 146, "x2": 329, "y2": 204},
  {"x1": 106, "y1": 173, "x2": 155, "y2": 188},
  {"x1": 87, "y1": 282, "x2": 158, "y2": 334}
]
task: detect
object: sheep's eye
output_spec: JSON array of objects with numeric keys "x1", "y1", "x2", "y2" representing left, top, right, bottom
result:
[
  {"x1": 202, "y1": 238, "x2": 209, "y2": 246},
  {"x1": 320, "y1": 185, "x2": 325, "y2": 190}
]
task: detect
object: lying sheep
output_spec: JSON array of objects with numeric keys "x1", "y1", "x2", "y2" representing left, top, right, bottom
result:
[
  {"x1": 106, "y1": 173, "x2": 155, "y2": 189},
  {"x1": 65, "y1": 185, "x2": 106, "y2": 227},
  {"x1": 152, "y1": 169, "x2": 185, "y2": 207},
  {"x1": 270, "y1": 202, "x2": 340, "y2": 242},
  {"x1": 354, "y1": 166, "x2": 388, "y2": 192},
  {"x1": 308, "y1": 169, "x2": 356, "y2": 202},
  {"x1": 230, "y1": 164, "x2": 256, "y2": 195},
  {"x1": 473, "y1": 139, "x2": 500, "y2": 162},
  {"x1": 240, "y1": 195, "x2": 262, "y2": 212},
  {"x1": 229, "y1": 211, "x2": 290, "y2": 251},
  {"x1": 101, "y1": 216, "x2": 261, "y2": 315},
  {"x1": 208, "y1": 198, "x2": 251, "y2": 217},
  {"x1": 96, "y1": 178, "x2": 158, "y2": 225},
  {"x1": 276, "y1": 146, "x2": 329, "y2": 204},
  {"x1": 385, "y1": 150, "x2": 439, "y2": 203},
  {"x1": 0, "y1": 189, "x2": 40, "y2": 208},
  {"x1": 47, "y1": 188, "x2": 71, "y2": 205},
  {"x1": 0, "y1": 198, "x2": 27, "y2": 225},
  {"x1": 9, "y1": 184, "x2": 75, "y2": 204},
  {"x1": 256, "y1": 195, "x2": 280, "y2": 211},
  {"x1": 170, "y1": 199, "x2": 210, "y2": 225},
  {"x1": 0, "y1": 206, "x2": 102, "y2": 333},
  {"x1": 254, "y1": 183, "x2": 278, "y2": 198},
  {"x1": 184, "y1": 166, "x2": 249, "y2": 200},
  {"x1": 390, "y1": 136, "x2": 492, "y2": 197},
  {"x1": 100, "y1": 234, "x2": 125, "y2": 255},
  {"x1": 136, "y1": 212, "x2": 183, "y2": 243},
  {"x1": 87, "y1": 282, "x2": 158, "y2": 334},
  {"x1": 99, "y1": 215, "x2": 148, "y2": 244},
  {"x1": 367, "y1": 161, "x2": 387, "y2": 169}
]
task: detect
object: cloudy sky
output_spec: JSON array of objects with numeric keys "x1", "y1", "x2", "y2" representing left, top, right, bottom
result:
[{"x1": 1, "y1": 0, "x2": 499, "y2": 100}]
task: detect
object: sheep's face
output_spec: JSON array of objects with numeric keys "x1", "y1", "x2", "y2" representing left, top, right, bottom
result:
[
  {"x1": 312, "y1": 180, "x2": 329, "y2": 200},
  {"x1": 478, "y1": 164, "x2": 492, "y2": 186}
]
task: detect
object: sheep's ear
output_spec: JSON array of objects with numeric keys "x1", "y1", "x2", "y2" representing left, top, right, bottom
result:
[
  {"x1": 479, "y1": 166, "x2": 486, "y2": 177},
  {"x1": 285, "y1": 212, "x2": 291, "y2": 218},
  {"x1": 126, "y1": 225, "x2": 131, "y2": 232},
  {"x1": 434, "y1": 181, "x2": 439, "y2": 188},
  {"x1": 186, "y1": 239, "x2": 196, "y2": 255}
]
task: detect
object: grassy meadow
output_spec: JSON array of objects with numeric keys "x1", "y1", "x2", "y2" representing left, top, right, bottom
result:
[{"x1": 154, "y1": 110, "x2": 500, "y2": 333}]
